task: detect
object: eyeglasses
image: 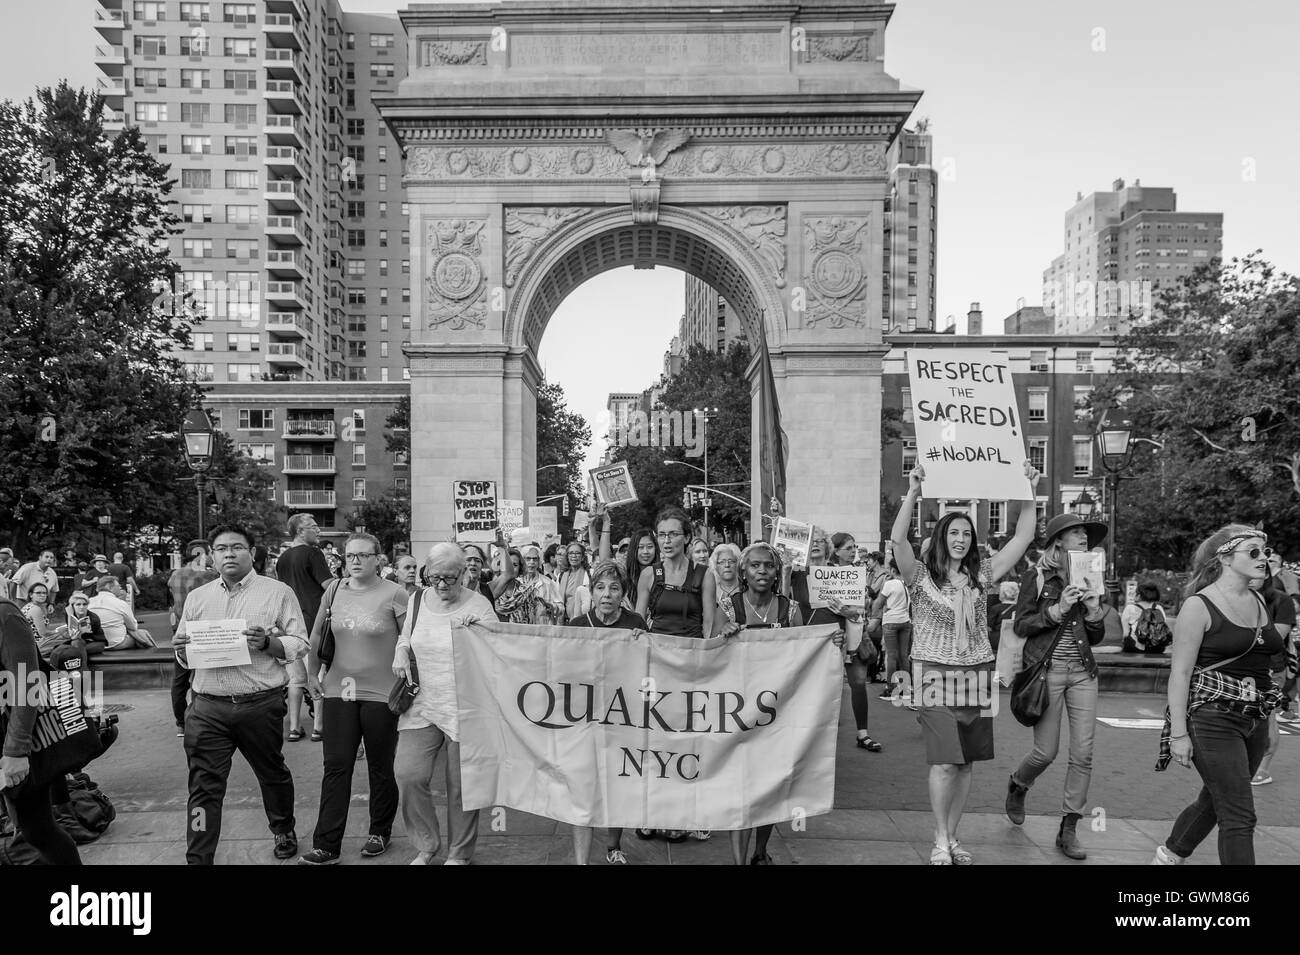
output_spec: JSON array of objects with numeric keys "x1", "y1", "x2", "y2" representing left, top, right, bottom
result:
[
  {"x1": 345, "y1": 552, "x2": 378, "y2": 561},
  {"x1": 657, "y1": 531, "x2": 685, "y2": 541},
  {"x1": 428, "y1": 574, "x2": 460, "y2": 586},
  {"x1": 212, "y1": 544, "x2": 250, "y2": 555}
]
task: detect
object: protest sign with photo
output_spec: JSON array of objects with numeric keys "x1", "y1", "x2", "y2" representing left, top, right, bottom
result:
[
  {"x1": 806, "y1": 564, "x2": 868, "y2": 609},
  {"x1": 529, "y1": 506, "x2": 558, "y2": 541},
  {"x1": 1069, "y1": 551, "x2": 1106, "y2": 597},
  {"x1": 906, "y1": 349, "x2": 1032, "y2": 500},
  {"x1": 498, "y1": 498, "x2": 525, "y2": 535},
  {"x1": 770, "y1": 516, "x2": 812, "y2": 569},
  {"x1": 572, "y1": 510, "x2": 590, "y2": 533},
  {"x1": 453, "y1": 480, "x2": 498, "y2": 544},
  {"x1": 590, "y1": 461, "x2": 638, "y2": 508},
  {"x1": 455, "y1": 619, "x2": 841, "y2": 830}
]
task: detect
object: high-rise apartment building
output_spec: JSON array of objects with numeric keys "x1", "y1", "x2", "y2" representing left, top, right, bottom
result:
[
  {"x1": 93, "y1": 0, "x2": 412, "y2": 536},
  {"x1": 1042, "y1": 178, "x2": 1223, "y2": 335},
  {"x1": 93, "y1": 0, "x2": 409, "y2": 386},
  {"x1": 681, "y1": 275, "x2": 743, "y2": 354},
  {"x1": 883, "y1": 125, "x2": 938, "y2": 332}
]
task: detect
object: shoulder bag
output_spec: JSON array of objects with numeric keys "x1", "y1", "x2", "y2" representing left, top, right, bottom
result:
[
  {"x1": 315, "y1": 579, "x2": 344, "y2": 672},
  {"x1": 387, "y1": 588, "x2": 423, "y2": 716},
  {"x1": 1009, "y1": 613, "x2": 1072, "y2": 727}
]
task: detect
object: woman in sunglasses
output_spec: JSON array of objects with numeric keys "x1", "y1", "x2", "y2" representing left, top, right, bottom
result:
[{"x1": 1154, "y1": 526, "x2": 1285, "y2": 865}]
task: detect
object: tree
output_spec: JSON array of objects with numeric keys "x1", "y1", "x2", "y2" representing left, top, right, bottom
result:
[
  {"x1": 536, "y1": 378, "x2": 591, "y2": 537},
  {"x1": 1093, "y1": 253, "x2": 1300, "y2": 561},
  {"x1": 347, "y1": 493, "x2": 410, "y2": 557},
  {"x1": 385, "y1": 395, "x2": 409, "y2": 458},
  {"x1": 0, "y1": 84, "x2": 202, "y2": 554},
  {"x1": 166, "y1": 433, "x2": 287, "y2": 550}
]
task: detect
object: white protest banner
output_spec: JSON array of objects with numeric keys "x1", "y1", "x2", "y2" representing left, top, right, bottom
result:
[
  {"x1": 771, "y1": 516, "x2": 812, "y2": 570},
  {"x1": 510, "y1": 527, "x2": 533, "y2": 548},
  {"x1": 454, "y1": 620, "x2": 841, "y2": 830},
  {"x1": 498, "y1": 498, "x2": 525, "y2": 535},
  {"x1": 807, "y1": 564, "x2": 867, "y2": 609},
  {"x1": 185, "y1": 619, "x2": 251, "y2": 669},
  {"x1": 529, "y1": 506, "x2": 558, "y2": 541},
  {"x1": 906, "y1": 349, "x2": 1032, "y2": 501},
  {"x1": 572, "y1": 510, "x2": 590, "y2": 533},
  {"x1": 452, "y1": 480, "x2": 498, "y2": 543},
  {"x1": 590, "y1": 461, "x2": 638, "y2": 508}
]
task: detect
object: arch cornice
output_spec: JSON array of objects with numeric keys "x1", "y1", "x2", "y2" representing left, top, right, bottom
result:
[{"x1": 503, "y1": 204, "x2": 788, "y2": 355}]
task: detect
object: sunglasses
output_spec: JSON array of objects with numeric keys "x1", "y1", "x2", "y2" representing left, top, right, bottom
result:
[{"x1": 1234, "y1": 546, "x2": 1266, "y2": 560}]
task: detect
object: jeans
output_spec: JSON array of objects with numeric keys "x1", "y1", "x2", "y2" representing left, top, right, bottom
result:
[
  {"x1": 883, "y1": 623, "x2": 913, "y2": 688},
  {"x1": 844, "y1": 658, "x2": 870, "y2": 732},
  {"x1": 311, "y1": 698, "x2": 400, "y2": 854},
  {"x1": 394, "y1": 724, "x2": 479, "y2": 861},
  {"x1": 1012, "y1": 660, "x2": 1098, "y2": 815},
  {"x1": 1166, "y1": 704, "x2": 1269, "y2": 865},
  {"x1": 183, "y1": 690, "x2": 296, "y2": 865},
  {"x1": 3, "y1": 781, "x2": 81, "y2": 865}
]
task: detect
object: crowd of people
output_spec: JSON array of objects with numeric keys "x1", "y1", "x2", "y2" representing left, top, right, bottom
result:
[{"x1": 2, "y1": 470, "x2": 1298, "y2": 867}]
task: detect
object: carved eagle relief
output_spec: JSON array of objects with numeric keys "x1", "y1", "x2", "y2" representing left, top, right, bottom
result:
[{"x1": 605, "y1": 128, "x2": 691, "y2": 168}]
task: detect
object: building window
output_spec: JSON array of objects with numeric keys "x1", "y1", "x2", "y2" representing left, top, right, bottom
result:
[
  {"x1": 400, "y1": 203, "x2": 410, "y2": 216},
  {"x1": 378, "y1": 202, "x2": 388, "y2": 217},
  {"x1": 346, "y1": 259, "x2": 366, "y2": 278},
  {"x1": 380, "y1": 341, "x2": 389, "y2": 358},
  {"x1": 346, "y1": 119, "x2": 365, "y2": 136},
  {"x1": 226, "y1": 333, "x2": 259, "y2": 352},
  {"x1": 378, "y1": 260, "x2": 389, "y2": 276},
  {"x1": 237, "y1": 408, "x2": 274, "y2": 431},
  {"x1": 378, "y1": 289, "x2": 388, "y2": 305},
  {"x1": 346, "y1": 229, "x2": 365, "y2": 247},
  {"x1": 900, "y1": 387, "x2": 913, "y2": 423},
  {"x1": 190, "y1": 332, "x2": 214, "y2": 351},
  {"x1": 987, "y1": 501, "x2": 1005, "y2": 536},
  {"x1": 402, "y1": 315, "x2": 411, "y2": 329},
  {"x1": 1073, "y1": 386, "x2": 1093, "y2": 423},
  {"x1": 345, "y1": 32, "x2": 355, "y2": 49},
  {"x1": 352, "y1": 444, "x2": 366, "y2": 467},
  {"x1": 224, "y1": 103, "x2": 257, "y2": 124},
  {"x1": 370, "y1": 33, "x2": 395, "y2": 48},
  {"x1": 179, "y1": 35, "x2": 207, "y2": 56},
  {"x1": 1028, "y1": 390, "x2": 1048, "y2": 422},
  {"x1": 395, "y1": 477, "x2": 409, "y2": 491},
  {"x1": 902, "y1": 437, "x2": 917, "y2": 477},
  {"x1": 378, "y1": 175, "x2": 388, "y2": 192},
  {"x1": 179, "y1": 69, "x2": 209, "y2": 89},
  {"x1": 225, "y1": 169, "x2": 258, "y2": 189},
  {"x1": 227, "y1": 363, "x2": 261, "y2": 382},
  {"x1": 401, "y1": 230, "x2": 409, "y2": 245},
  {"x1": 344, "y1": 90, "x2": 355, "y2": 108},
  {"x1": 1073, "y1": 437, "x2": 1092, "y2": 477},
  {"x1": 225, "y1": 136, "x2": 257, "y2": 156},
  {"x1": 346, "y1": 201, "x2": 365, "y2": 218},
  {"x1": 347, "y1": 289, "x2": 366, "y2": 306},
  {"x1": 134, "y1": 35, "x2": 167, "y2": 56},
  {"x1": 143, "y1": 133, "x2": 168, "y2": 153},
  {"x1": 380, "y1": 368, "x2": 390, "y2": 382},
  {"x1": 135, "y1": 68, "x2": 167, "y2": 88},
  {"x1": 224, "y1": 70, "x2": 256, "y2": 90},
  {"x1": 1076, "y1": 350, "x2": 1094, "y2": 373},
  {"x1": 185, "y1": 362, "x2": 215, "y2": 381},
  {"x1": 346, "y1": 316, "x2": 366, "y2": 333},
  {"x1": 134, "y1": 102, "x2": 168, "y2": 122},
  {"x1": 378, "y1": 146, "x2": 388, "y2": 162},
  {"x1": 223, "y1": 37, "x2": 257, "y2": 57},
  {"x1": 401, "y1": 289, "x2": 410, "y2": 305},
  {"x1": 180, "y1": 204, "x2": 212, "y2": 224},
  {"x1": 353, "y1": 478, "x2": 367, "y2": 501},
  {"x1": 1029, "y1": 350, "x2": 1048, "y2": 372},
  {"x1": 1028, "y1": 438, "x2": 1047, "y2": 473},
  {"x1": 182, "y1": 239, "x2": 213, "y2": 258},
  {"x1": 237, "y1": 443, "x2": 274, "y2": 463},
  {"x1": 180, "y1": 135, "x2": 212, "y2": 155},
  {"x1": 225, "y1": 204, "x2": 258, "y2": 224},
  {"x1": 180, "y1": 2, "x2": 210, "y2": 21},
  {"x1": 222, "y1": 3, "x2": 256, "y2": 23},
  {"x1": 225, "y1": 239, "x2": 258, "y2": 259},
  {"x1": 369, "y1": 64, "x2": 395, "y2": 79},
  {"x1": 347, "y1": 341, "x2": 367, "y2": 359}
]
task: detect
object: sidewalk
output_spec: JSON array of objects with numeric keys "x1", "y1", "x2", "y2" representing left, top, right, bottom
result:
[{"x1": 72, "y1": 687, "x2": 1300, "y2": 865}]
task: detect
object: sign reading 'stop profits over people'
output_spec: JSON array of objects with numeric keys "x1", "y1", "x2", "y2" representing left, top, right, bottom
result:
[
  {"x1": 906, "y1": 349, "x2": 1032, "y2": 501},
  {"x1": 453, "y1": 480, "x2": 498, "y2": 543}
]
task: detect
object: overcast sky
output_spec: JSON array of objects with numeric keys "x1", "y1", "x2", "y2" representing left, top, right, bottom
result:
[{"x1": 6, "y1": 0, "x2": 1295, "y2": 473}]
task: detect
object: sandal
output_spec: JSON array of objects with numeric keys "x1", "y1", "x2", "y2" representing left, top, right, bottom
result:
[
  {"x1": 287, "y1": 729, "x2": 304, "y2": 742},
  {"x1": 856, "y1": 736, "x2": 883, "y2": 752},
  {"x1": 929, "y1": 843, "x2": 952, "y2": 865},
  {"x1": 948, "y1": 840, "x2": 973, "y2": 865}
]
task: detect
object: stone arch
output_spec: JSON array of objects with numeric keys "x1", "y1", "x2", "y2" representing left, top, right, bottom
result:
[{"x1": 504, "y1": 205, "x2": 787, "y2": 357}]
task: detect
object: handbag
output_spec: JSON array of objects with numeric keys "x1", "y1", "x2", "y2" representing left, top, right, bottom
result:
[
  {"x1": 1, "y1": 672, "x2": 104, "y2": 793},
  {"x1": 315, "y1": 579, "x2": 344, "y2": 672},
  {"x1": 1010, "y1": 619, "x2": 1069, "y2": 727},
  {"x1": 388, "y1": 588, "x2": 424, "y2": 716}
]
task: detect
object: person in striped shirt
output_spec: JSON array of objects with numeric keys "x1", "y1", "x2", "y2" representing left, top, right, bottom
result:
[{"x1": 173, "y1": 523, "x2": 309, "y2": 865}]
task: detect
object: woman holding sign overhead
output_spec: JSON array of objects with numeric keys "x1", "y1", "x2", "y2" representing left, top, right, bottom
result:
[
  {"x1": 891, "y1": 461, "x2": 1041, "y2": 865},
  {"x1": 1005, "y1": 514, "x2": 1107, "y2": 860}
]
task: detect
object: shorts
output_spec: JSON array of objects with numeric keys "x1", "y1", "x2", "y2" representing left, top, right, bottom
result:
[{"x1": 286, "y1": 658, "x2": 308, "y2": 689}]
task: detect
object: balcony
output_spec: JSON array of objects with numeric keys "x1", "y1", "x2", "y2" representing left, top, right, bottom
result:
[
  {"x1": 265, "y1": 281, "x2": 306, "y2": 308},
  {"x1": 263, "y1": 13, "x2": 305, "y2": 50},
  {"x1": 284, "y1": 419, "x2": 336, "y2": 440},
  {"x1": 264, "y1": 179, "x2": 303, "y2": 211},
  {"x1": 263, "y1": 79, "x2": 304, "y2": 115},
  {"x1": 263, "y1": 114, "x2": 304, "y2": 147},
  {"x1": 95, "y1": 76, "x2": 128, "y2": 105},
  {"x1": 94, "y1": 45, "x2": 126, "y2": 74},
  {"x1": 92, "y1": 7, "x2": 127, "y2": 38},
  {"x1": 267, "y1": 342, "x2": 307, "y2": 366},
  {"x1": 282, "y1": 454, "x2": 336, "y2": 474},
  {"x1": 101, "y1": 109, "x2": 126, "y2": 132},
  {"x1": 266, "y1": 0, "x2": 306, "y2": 18},
  {"x1": 264, "y1": 144, "x2": 303, "y2": 175},
  {"x1": 263, "y1": 48, "x2": 302, "y2": 81},
  {"x1": 266, "y1": 311, "x2": 309, "y2": 338},
  {"x1": 285, "y1": 490, "x2": 336, "y2": 509},
  {"x1": 266, "y1": 249, "x2": 303, "y2": 277},
  {"x1": 265, "y1": 215, "x2": 304, "y2": 245}
]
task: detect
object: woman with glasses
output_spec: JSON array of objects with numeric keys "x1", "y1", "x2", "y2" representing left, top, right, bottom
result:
[
  {"x1": 790, "y1": 530, "x2": 882, "y2": 753},
  {"x1": 20, "y1": 583, "x2": 52, "y2": 645},
  {"x1": 1155, "y1": 526, "x2": 1285, "y2": 865},
  {"x1": 299, "y1": 533, "x2": 408, "y2": 865},
  {"x1": 891, "y1": 461, "x2": 1041, "y2": 866},
  {"x1": 566, "y1": 559, "x2": 648, "y2": 865},
  {"x1": 636, "y1": 507, "x2": 719, "y2": 642},
  {"x1": 558, "y1": 541, "x2": 593, "y2": 620},
  {"x1": 709, "y1": 543, "x2": 743, "y2": 636},
  {"x1": 393, "y1": 543, "x2": 497, "y2": 864}
]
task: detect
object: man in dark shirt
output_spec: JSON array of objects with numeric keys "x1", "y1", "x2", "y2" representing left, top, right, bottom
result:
[
  {"x1": 166, "y1": 541, "x2": 219, "y2": 735},
  {"x1": 107, "y1": 552, "x2": 137, "y2": 611},
  {"x1": 275, "y1": 514, "x2": 332, "y2": 740}
]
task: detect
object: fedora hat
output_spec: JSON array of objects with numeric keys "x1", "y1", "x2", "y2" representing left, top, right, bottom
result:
[{"x1": 1042, "y1": 513, "x2": 1108, "y2": 550}]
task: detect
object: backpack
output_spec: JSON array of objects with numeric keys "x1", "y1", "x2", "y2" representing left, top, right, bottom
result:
[
  {"x1": 1134, "y1": 605, "x2": 1171, "y2": 651},
  {"x1": 52, "y1": 772, "x2": 116, "y2": 844}
]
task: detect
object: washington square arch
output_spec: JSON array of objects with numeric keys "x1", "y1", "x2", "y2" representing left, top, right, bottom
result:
[{"x1": 375, "y1": 0, "x2": 922, "y2": 552}]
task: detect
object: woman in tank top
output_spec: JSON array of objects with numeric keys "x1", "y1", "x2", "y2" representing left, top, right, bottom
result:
[
  {"x1": 1155, "y1": 524, "x2": 1284, "y2": 866},
  {"x1": 636, "y1": 507, "x2": 719, "y2": 641}
]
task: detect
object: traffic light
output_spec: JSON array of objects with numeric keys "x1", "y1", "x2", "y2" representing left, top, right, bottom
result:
[{"x1": 562, "y1": 496, "x2": 570, "y2": 517}]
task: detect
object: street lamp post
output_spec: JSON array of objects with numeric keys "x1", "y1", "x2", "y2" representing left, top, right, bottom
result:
[
  {"x1": 181, "y1": 408, "x2": 216, "y2": 540},
  {"x1": 1097, "y1": 424, "x2": 1135, "y2": 611},
  {"x1": 693, "y1": 407, "x2": 718, "y2": 542}
]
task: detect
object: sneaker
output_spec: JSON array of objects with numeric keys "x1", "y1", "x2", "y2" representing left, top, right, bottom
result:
[
  {"x1": 361, "y1": 835, "x2": 389, "y2": 857},
  {"x1": 298, "y1": 848, "x2": 340, "y2": 866},
  {"x1": 409, "y1": 852, "x2": 435, "y2": 865},
  {"x1": 444, "y1": 858, "x2": 470, "y2": 866},
  {"x1": 176, "y1": 727, "x2": 184, "y2": 738},
  {"x1": 1278, "y1": 710, "x2": 1300, "y2": 724},
  {"x1": 877, "y1": 691, "x2": 895, "y2": 702},
  {"x1": 606, "y1": 848, "x2": 629, "y2": 865},
  {"x1": 1152, "y1": 845, "x2": 1185, "y2": 865},
  {"x1": 273, "y1": 831, "x2": 299, "y2": 860},
  {"x1": 1250, "y1": 773, "x2": 1273, "y2": 786},
  {"x1": 687, "y1": 830, "x2": 711, "y2": 841},
  {"x1": 749, "y1": 852, "x2": 773, "y2": 865}
]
